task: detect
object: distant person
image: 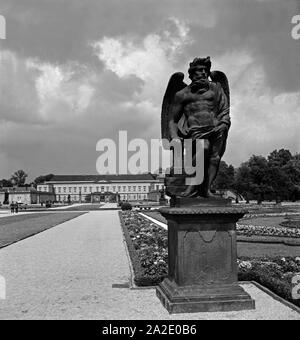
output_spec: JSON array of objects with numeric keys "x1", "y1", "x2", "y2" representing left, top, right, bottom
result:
[
  {"x1": 15, "y1": 202, "x2": 19, "y2": 214},
  {"x1": 10, "y1": 201, "x2": 15, "y2": 214}
]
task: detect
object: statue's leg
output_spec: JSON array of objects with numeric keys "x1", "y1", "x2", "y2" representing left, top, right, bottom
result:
[
  {"x1": 177, "y1": 138, "x2": 210, "y2": 198},
  {"x1": 206, "y1": 131, "x2": 228, "y2": 197},
  {"x1": 200, "y1": 139, "x2": 212, "y2": 197}
]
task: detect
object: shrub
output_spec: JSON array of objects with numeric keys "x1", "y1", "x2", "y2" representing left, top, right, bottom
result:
[{"x1": 121, "y1": 203, "x2": 132, "y2": 211}]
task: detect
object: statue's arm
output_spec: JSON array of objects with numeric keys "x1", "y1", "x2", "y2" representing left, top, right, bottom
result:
[
  {"x1": 216, "y1": 85, "x2": 231, "y2": 130},
  {"x1": 169, "y1": 93, "x2": 184, "y2": 140}
]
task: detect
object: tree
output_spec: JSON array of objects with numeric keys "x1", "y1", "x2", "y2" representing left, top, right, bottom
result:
[
  {"x1": 34, "y1": 174, "x2": 54, "y2": 186},
  {"x1": 11, "y1": 170, "x2": 28, "y2": 187},
  {"x1": 215, "y1": 161, "x2": 235, "y2": 190},
  {"x1": 234, "y1": 162, "x2": 252, "y2": 203},
  {"x1": 267, "y1": 149, "x2": 297, "y2": 202},
  {"x1": 233, "y1": 149, "x2": 300, "y2": 203},
  {"x1": 234, "y1": 156, "x2": 271, "y2": 204},
  {"x1": 248, "y1": 155, "x2": 271, "y2": 203},
  {"x1": 268, "y1": 149, "x2": 293, "y2": 168},
  {"x1": 0, "y1": 179, "x2": 13, "y2": 188}
]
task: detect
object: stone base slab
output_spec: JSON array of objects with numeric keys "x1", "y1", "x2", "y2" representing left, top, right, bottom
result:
[{"x1": 157, "y1": 278, "x2": 255, "y2": 314}]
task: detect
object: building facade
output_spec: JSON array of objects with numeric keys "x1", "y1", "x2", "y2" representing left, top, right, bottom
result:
[
  {"x1": 0, "y1": 187, "x2": 55, "y2": 205},
  {"x1": 37, "y1": 174, "x2": 165, "y2": 203}
]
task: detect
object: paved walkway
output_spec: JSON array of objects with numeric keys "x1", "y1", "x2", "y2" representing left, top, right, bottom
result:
[
  {"x1": 49, "y1": 203, "x2": 86, "y2": 210},
  {"x1": 0, "y1": 211, "x2": 299, "y2": 320},
  {"x1": 100, "y1": 203, "x2": 118, "y2": 209}
]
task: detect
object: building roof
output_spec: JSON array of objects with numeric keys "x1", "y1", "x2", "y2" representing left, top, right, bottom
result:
[
  {"x1": 45, "y1": 174, "x2": 157, "y2": 183},
  {"x1": 0, "y1": 187, "x2": 36, "y2": 193},
  {"x1": 0, "y1": 187, "x2": 55, "y2": 195}
]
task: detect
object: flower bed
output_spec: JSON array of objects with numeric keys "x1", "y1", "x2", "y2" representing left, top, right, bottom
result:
[
  {"x1": 237, "y1": 224, "x2": 300, "y2": 238},
  {"x1": 120, "y1": 211, "x2": 300, "y2": 307},
  {"x1": 238, "y1": 257, "x2": 300, "y2": 308},
  {"x1": 119, "y1": 211, "x2": 168, "y2": 286}
]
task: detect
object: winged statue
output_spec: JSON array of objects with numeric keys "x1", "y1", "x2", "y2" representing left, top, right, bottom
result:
[{"x1": 161, "y1": 57, "x2": 231, "y2": 200}]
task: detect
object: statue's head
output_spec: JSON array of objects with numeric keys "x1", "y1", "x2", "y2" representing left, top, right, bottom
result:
[{"x1": 188, "y1": 57, "x2": 211, "y2": 83}]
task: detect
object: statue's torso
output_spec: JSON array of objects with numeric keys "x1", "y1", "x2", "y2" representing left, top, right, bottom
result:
[{"x1": 181, "y1": 84, "x2": 219, "y2": 128}]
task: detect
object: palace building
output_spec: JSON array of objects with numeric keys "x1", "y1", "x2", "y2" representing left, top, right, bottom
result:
[{"x1": 37, "y1": 174, "x2": 165, "y2": 203}]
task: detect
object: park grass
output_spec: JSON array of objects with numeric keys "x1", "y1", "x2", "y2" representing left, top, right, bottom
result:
[{"x1": 0, "y1": 212, "x2": 86, "y2": 249}]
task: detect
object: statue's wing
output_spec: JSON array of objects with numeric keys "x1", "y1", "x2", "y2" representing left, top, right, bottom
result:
[
  {"x1": 161, "y1": 72, "x2": 187, "y2": 141},
  {"x1": 210, "y1": 70, "x2": 230, "y2": 106}
]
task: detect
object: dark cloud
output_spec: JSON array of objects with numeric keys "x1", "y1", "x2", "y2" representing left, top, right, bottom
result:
[
  {"x1": 187, "y1": 0, "x2": 300, "y2": 92},
  {"x1": 0, "y1": 0, "x2": 299, "y2": 179}
]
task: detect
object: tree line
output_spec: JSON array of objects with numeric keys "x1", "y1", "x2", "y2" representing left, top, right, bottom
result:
[
  {"x1": 214, "y1": 149, "x2": 300, "y2": 203},
  {"x1": 0, "y1": 171, "x2": 54, "y2": 188},
  {"x1": 1, "y1": 149, "x2": 300, "y2": 203}
]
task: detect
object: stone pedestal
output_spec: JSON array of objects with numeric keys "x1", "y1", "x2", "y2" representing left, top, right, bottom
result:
[{"x1": 156, "y1": 205, "x2": 255, "y2": 314}]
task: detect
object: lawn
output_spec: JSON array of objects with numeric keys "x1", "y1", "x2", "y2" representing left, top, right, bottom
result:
[
  {"x1": 0, "y1": 212, "x2": 86, "y2": 249},
  {"x1": 237, "y1": 242, "x2": 300, "y2": 257}
]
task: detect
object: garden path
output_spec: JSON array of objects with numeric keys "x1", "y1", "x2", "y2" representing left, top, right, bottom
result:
[{"x1": 0, "y1": 211, "x2": 299, "y2": 320}]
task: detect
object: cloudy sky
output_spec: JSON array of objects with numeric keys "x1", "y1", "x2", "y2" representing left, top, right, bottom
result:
[{"x1": 0, "y1": 0, "x2": 299, "y2": 180}]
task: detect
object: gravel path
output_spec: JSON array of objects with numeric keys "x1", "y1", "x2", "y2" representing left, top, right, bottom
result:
[{"x1": 0, "y1": 211, "x2": 299, "y2": 320}]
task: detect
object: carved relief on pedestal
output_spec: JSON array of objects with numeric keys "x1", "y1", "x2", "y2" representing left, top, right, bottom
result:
[{"x1": 179, "y1": 229, "x2": 234, "y2": 285}]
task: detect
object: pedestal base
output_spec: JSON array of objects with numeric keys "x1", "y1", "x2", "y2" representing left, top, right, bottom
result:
[
  {"x1": 157, "y1": 206, "x2": 255, "y2": 314},
  {"x1": 157, "y1": 278, "x2": 255, "y2": 314}
]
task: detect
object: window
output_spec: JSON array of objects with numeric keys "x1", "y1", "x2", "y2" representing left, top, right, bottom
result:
[
  {"x1": 74, "y1": 187, "x2": 77, "y2": 193},
  {"x1": 118, "y1": 186, "x2": 121, "y2": 192},
  {"x1": 90, "y1": 187, "x2": 93, "y2": 193},
  {"x1": 96, "y1": 187, "x2": 99, "y2": 192},
  {"x1": 106, "y1": 186, "x2": 109, "y2": 192},
  {"x1": 143, "y1": 186, "x2": 147, "y2": 192},
  {"x1": 133, "y1": 186, "x2": 136, "y2": 192},
  {"x1": 69, "y1": 187, "x2": 72, "y2": 193},
  {"x1": 113, "y1": 186, "x2": 116, "y2": 192},
  {"x1": 63, "y1": 187, "x2": 66, "y2": 193},
  {"x1": 138, "y1": 186, "x2": 141, "y2": 192},
  {"x1": 128, "y1": 186, "x2": 131, "y2": 192},
  {"x1": 58, "y1": 187, "x2": 61, "y2": 193},
  {"x1": 123, "y1": 186, "x2": 126, "y2": 192},
  {"x1": 84, "y1": 187, "x2": 87, "y2": 193},
  {"x1": 101, "y1": 186, "x2": 104, "y2": 192}
]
